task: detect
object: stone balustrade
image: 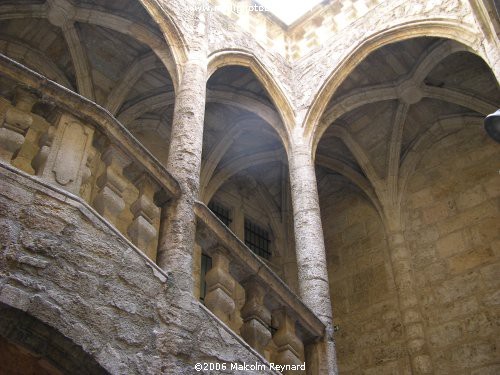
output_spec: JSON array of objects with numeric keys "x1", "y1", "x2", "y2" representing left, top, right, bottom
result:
[
  {"x1": 0, "y1": 51, "x2": 329, "y2": 373},
  {"x1": 195, "y1": 202, "x2": 325, "y2": 373},
  {"x1": 0, "y1": 53, "x2": 180, "y2": 262}
]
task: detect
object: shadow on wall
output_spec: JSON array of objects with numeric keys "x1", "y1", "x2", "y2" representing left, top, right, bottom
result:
[{"x1": 0, "y1": 304, "x2": 108, "y2": 374}]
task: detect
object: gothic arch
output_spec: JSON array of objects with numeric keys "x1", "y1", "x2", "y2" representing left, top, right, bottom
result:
[
  {"x1": 207, "y1": 50, "x2": 294, "y2": 150},
  {"x1": 136, "y1": 0, "x2": 189, "y2": 87},
  {"x1": 0, "y1": 0, "x2": 181, "y2": 93},
  {"x1": 0, "y1": 304, "x2": 107, "y2": 374},
  {"x1": 305, "y1": 19, "x2": 489, "y2": 150},
  {"x1": 0, "y1": 36, "x2": 73, "y2": 89},
  {"x1": 202, "y1": 150, "x2": 284, "y2": 203}
]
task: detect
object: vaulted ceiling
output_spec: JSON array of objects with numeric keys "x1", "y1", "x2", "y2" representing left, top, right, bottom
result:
[
  {"x1": 0, "y1": 0, "x2": 176, "y2": 163},
  {"x1": 316, "y1": 37, "x2": 500, "y2": 216},
  {"x1": 202, "y1": 66, "x2": 287, "y2": 221}
]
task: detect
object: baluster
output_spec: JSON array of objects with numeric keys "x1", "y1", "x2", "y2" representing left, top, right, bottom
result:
[
  {"x1": 93, "y1": 144, "x2": 130, "y2": 228},
  {"x1": 240, "y1": 277, "x2": 272, "y2": 356},
  {"x1": 127, "y1": 172, "x2": 161, "y2": 259},
  {"x1": 32, "y1": 125, "x2": 55, "y2": 175},
  {"x1": 204, "y1": 248, "x2": 236, "y2": 325},
  {"x1": 0, "y1": 89, "x2": 36, "y2": 163},
  {"x1": 11, "y1": 94, "x2": 52, "y2": 175},
  {"x1": 229, "y1": 282, "x2": 245, "y2": 334},
  {"x1": 12, "y1": 125, "x2": 45, "y2": 174},
  {"x1": 79, "y1": 146, "x2": 97, "y2": 203},
  {"x1": 272, "y1": 309, "x2": 305, "y2": 374}
]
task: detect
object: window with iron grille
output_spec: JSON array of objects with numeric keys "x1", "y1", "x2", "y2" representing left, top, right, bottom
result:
[
  {"x1": 244, "y1": 218, "x2": 271, "y2": 260},
  {"x1": 199, "y1": 253, "x2": 212, "y2": 303},
  {"x1": 208, "y1": 201, "x2": 232, "y2": 226}
]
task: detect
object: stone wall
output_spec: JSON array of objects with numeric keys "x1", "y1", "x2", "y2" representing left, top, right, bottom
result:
[
  {"x1": 319, "y1": 174, "x2": 410, "y2": 374},
  {"x1": 402, "y1": 126, "x2": 500, "y2": 375},
  {"x1": 319, "y1": 123, "x2": 500, "y2": 374},
  {"x1": 0, "y1": 163, "x2": 275, "y2": 374}
]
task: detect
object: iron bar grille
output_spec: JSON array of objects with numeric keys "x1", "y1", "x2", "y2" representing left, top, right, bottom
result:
[
  {"x1": 244, "y1": 218, "x2": 271, "y2": 260},
  {"x1": 208, "y1": 201, "x2": 232, "y2": 226}
]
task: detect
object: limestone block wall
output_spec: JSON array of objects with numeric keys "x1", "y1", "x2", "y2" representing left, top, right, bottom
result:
[
  {"x1": 207, "y1": 0, "x2": 288, "y2": 55},
  {"x1": 287, "y1": 0, "x2": 382, "y2": 60},
  {"x1": 402, "y1": 126, "x2": 500, "y2": 375},
  {"x1": 0, "y1": 163, "x2": 275, "y2": 374},
  {"x1": 320, "y1": 177, "x2": 409, "y2": 374},
  {"x1": 205, "y1": 7, "x2": 294, "y2": 114}
]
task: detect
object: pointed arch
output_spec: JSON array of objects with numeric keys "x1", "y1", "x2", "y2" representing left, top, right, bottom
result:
[
  {"x1": 0, "y1": 1, "x2": 182, "y2": 93},
  {"x1": 116, "y1": 89, "x2": 280, "y2": 127},
  {"x1": 202, "y1": 149, "x2": 285, "y2": 203},
  {"x1": 315, "y1": 84, "x2": 496, "y2": 156},
  {"x1": 305, "y1": 19, "x2": 489, "y2": 150},
  {"x1": 207, "y1": 50, "x2": 294, "y2": 151},
  {"x1": 105, "y1": 52, "x2": 162, "y2": 115},
  {"x1": 137, "y1": 0, "x2": 188, "y2": 87},
  {"x1": 398, "y1": 115, "x2": 484, "y2": 204},
  {"x1": 316, "y1": 154, "x2": 383, "y2": 216}
]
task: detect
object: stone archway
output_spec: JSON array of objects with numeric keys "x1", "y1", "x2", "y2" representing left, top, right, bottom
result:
[
  {"x1": 207, "y1": 50, "x2": 294, "y2": 148},
  {"x1": 0, "y1": 304, "x2": 108, "y2": 374},
  {"x1": 304, "y1": 20, "x2": 489, "y2": 147}
]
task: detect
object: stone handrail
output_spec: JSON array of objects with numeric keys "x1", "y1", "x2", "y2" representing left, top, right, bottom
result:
[
  {"x1": 0, "y1": 53, "x2": 180, "y2": 261},
  {"x1": 195, "y1": 201, "x2": 325, "y2": 372}
]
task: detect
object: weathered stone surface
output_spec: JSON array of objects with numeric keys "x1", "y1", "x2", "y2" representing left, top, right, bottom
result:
[
  {"x1": 36, "y1": 113, "x2": 95, "y2": 194},
  {"x1": 0, "y1": 164, "x2": 275, "y2": 374},
  {"x1": 0, "y1": 1, "x2": 498, "y2": 374},
  {"x1": 321, "y1": 185, "x2": 409, "y2": 374},
  {"x1": 403, "y1": 127, "x2": 500, "y2": 375}
]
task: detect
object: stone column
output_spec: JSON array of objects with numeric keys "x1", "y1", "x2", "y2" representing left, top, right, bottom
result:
[
  {"x1": 287, "y1": 139, "x2": 337, "y2": 374},
  {"x1": 156, "y1": 49, "x2": 207, "y2": 295},
  {"x1": 386, "y1": 217, "x2": 433, "y2": 374}
]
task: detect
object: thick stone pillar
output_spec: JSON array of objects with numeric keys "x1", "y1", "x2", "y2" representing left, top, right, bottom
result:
[
  {"x1": 157, "y1": 52, "x2": 207, "y2": 294},
  {"x1": 386, "y1": 217, "x2": 433, "y2": 374},
  {"x1": 287, "y1": 139, "x2": 337, "y2": 374}
]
